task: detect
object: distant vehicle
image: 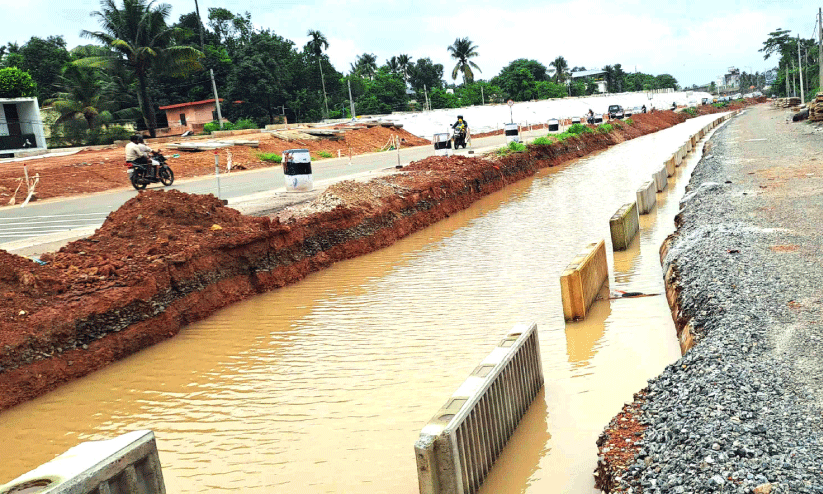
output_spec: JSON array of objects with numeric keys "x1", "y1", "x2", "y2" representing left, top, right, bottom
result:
[
  {"x1": 608, "y1": 104, "x2": 624, "y2": 119},
  {"x1": 733, "y1": 93, "x2": 743, "y2": 100},
  {"x1": 701, "y1": 97, "x2": 710, "y2": 105},
  {"x1": 753, "y1": 91, "x2": 763, "y2": 97},
  {"x1": 624, "y1": 107, "x2": 633, "y2": 117}
]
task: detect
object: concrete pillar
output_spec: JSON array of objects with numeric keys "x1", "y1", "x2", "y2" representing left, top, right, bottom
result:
[
  {"x1": 609, "y1": 202, "x2": 639, "y2": 251},
  {"x1": 560, "y1": 240, "x2": 609, "y2": 321},
  {"x1": 636, "y1": 180, "x2": 657, "y2": 214},
  {"x1": 654, "y1": 165, "x2": 668, "y2": 192}
]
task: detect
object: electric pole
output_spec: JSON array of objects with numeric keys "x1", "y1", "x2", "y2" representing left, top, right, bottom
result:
[
  {"x1": 481, "y1": 86, "x2": 484, "y2": 105},
  {"x1": 348, "y1": 79, "x2": 356, "y2": 120},
  {"x1": 819, "y1": 8, "x2": 822, "y2": 91},
  {"x1": 194, "y1": 0, "x2": 223, "y2": 129},
  {"x1": 786, "y1": 66, "x2": 790, "y2": 97},
  {"x1": 424, "y1": 84, "x2": 430, "y2": 111},
  {"x1": 798, "y1": 34, "x2": 805, "y2": 103}
]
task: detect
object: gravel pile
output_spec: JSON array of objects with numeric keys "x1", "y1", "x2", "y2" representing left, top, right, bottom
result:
[{"x1": 611, "y1": 110, "x2": 823, "y2": 494}]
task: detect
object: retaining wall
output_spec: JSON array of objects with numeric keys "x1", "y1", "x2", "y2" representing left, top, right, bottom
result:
[
  {"x1": 609, "y1": 203, "x2": 639, "y2": 251},
  {"x1": 636, "y1": 180, "x2": 657, "y2": 214},
  {"x1": 560, "y1": 240, "x2": 609, "y2": 320}
]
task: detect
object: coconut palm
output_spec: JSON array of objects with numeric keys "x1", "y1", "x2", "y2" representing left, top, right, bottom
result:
[
  {"x1": 78, "y1": 0, "x2": 203, "y2": 137},
  {"x1": 550, "y1": 56, "x2": 568, "y2": 84},
  {"x1": 305, "y1": 29, "x2": 330, "y2": 118},
  {"x1": 48, "y1": 65, "x2": 107, "y2": 130},
  {"x1": 386, "y1": 56, "x2": 400, "y2": 74},
  {"x1": 397, "y1": 53, "x2": 412, "y2": 83},
  {"x1": 447, "y1": 37, "x2": 481, "y2": 85},
  {"x1": 351, "y1": 53, "x2": 377, "y2": 79}
]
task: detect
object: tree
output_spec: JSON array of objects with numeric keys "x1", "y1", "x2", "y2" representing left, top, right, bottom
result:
[
  {"x1": 397, "y1": 54, "x2": 412, "y2": 84},
  {"x1": 550, "y1": 56, "x2": 568, "y2": 84},
  {"x1": 80, "y1": 0, "x2": 204, "y2": 137},
  {"x1": 708, "y1": 81, "x2": 717, "y2": 94},
  {"x1": 48, "y1": 64, "x2": 107, "y2": 130},
  {"x1": 350, "y1": 53, "x2": 377, "y2": 79},
  {"x1": 655, "y1": 74, "x2": 678, "y2": 90},
  {"x1": 0, "y1": 67, "x2": 37, "y2": 98},
  {"x1": 493, "y1": 59, "x2": 549, "y2": 100},
  {"x1": 305, "y1": 29, "x2": 330, "y2": 118},
  {"x1": 385, "y1": 56, "x2": 400, "y2": 74},
  {"x1": 408, "y1": 57, "x2": 443, "y2": 92},
  {"x1": 447, "y1": 37, "x2": 481, "y2": 84},
  {"x1": 11, "y1": 36, "x2": 72, "y2": 100}
]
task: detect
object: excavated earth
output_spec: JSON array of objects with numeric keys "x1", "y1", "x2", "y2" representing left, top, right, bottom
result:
[
  {"x1": 595, "y1": 103, "x2": 823, "y2": 494},
  {"x1": 0, "y1": 125, "x2": 428, "y2": 205}
]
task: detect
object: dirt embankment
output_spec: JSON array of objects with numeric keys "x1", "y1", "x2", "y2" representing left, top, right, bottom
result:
[
  {"x1": 0, "y1": 110, "x2": 692, "y2": 412},
  {"x1": 0, "y1": 126, "x2": 428, "y2": 205}
]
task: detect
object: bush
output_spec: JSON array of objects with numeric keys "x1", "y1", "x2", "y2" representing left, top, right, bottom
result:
[
  {"x1": 681, "y1": 108, "x2": 697, "y2": 117},
  {"x1": 625, "y1": 118, "x2": 635, "y2": 125},
  {"x1": 0, "y1": 67, "x2": 37, "y2": 98},
  {"x1": 203, "y1": 121, "x2": 237, "y2": 134},
  {"x1": 531, "y1": 136, "x2": 553, "y2": 146},
  {"x1": 233, "y1": 118, "x2": 257, "y2": 130},
  {"x1": 507, "y1": 140, "x2": 527, "y2": 152},
  {"x1": 566, "y1": 123, "x2": 592, "y2": 135},
  {"x1": 597, "y1": 124, "x2": 614, "y2": 134},
  {"x1": 317, "y1": 151, "x2": 333, "y2": 158},
  {"x1": 257, "y1": 152, "x2": 282, "y2": 163},
  {"x1": 102, "y1": 125, "x2": 133, "y2": 143},
  {"x1": 555, "y1": 132, "x2": 577, "y2": 142}
]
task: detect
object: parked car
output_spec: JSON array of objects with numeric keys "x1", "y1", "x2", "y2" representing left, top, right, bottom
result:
[
  {"x1": 608, "y1": 104, "x2": 624, "y2": 119},
  {"x1": 701, "y1": 97, "x2": 711, "y2": 105}
]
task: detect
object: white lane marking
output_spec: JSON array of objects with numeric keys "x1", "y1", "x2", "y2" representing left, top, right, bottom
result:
[
  {"x1": 0, "y1": 218, "x2": 108, "y2": 227},
  {"x1": 0, "y1": 229, "x2": 101, "y2": 238},
  {"x1": 745, "y1": 139, "x2": 767, "y2": 142},
  {"x1": 0, "y1": 224, "x2": 99, "y2": 232},
  {"x1": 0, "y1": 212, "x2": 110, "y2": 222}
]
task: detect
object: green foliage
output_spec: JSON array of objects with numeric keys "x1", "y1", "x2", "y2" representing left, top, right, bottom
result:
[
  {"x1": 535, "y1": 80, "x2": 567, "y2": 99},
  {"x1": 257, "y1": 152, "x2": 282, "y2": 163},
  {"x1": 681, "y1": 108, "x2": 697, "y2": 117},
  {"x1": 495, "y1": 140, "x2": 527, "y2": 155},
  {"x1": 3, "y1": 36, "x2": 72, "y2": 100},
  {"x1": 492, "y1": 59, "x2": 548, "y2": 100},
  {"x1": 317, "y1": 151, "x2": 333, "y2": 158},
  {"x1": 102, "y1": 125, "x2": 132, "y2": 142},
  {"x1": 597, "y1": 124, "x2": 614, "y2": 134},
  {"x1": 531, "y1": 136, "x2": 553, "y2": 146},
  {"x1": 624, "y1": 118, "x2": 634, "y2": 125},
  {"x1": 448, "y1": 37, "x2": 481, "y2": 84},
  {"x1": 712, "y1": 102, "x2": 727, "y2": 108},
  {"x1": 408, "y1": 57, "x2": 444, "y2": 92},
  {"x1": 567, "y1": 123, "x2": 593, "y2": 135},
  {"x1": 555, "y1": 132, "x2": 577, "y2": 142},
  {"x1": 233, "y1": 118, "x2": 257, "y2": 130},
  {"x1": 0, "y1": 67, "x2": 38, "y2": 97}
]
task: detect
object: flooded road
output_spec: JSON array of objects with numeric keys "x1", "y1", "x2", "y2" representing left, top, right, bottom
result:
[{"x1": 0, "y1": 114, "x2": 723, "y2": 493}]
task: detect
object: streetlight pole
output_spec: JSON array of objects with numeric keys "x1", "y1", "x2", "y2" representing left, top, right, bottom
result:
[
  {"x1": 798, "y1": 34, "x2": 805, "y2": 103},
  {"x1": 194, "y1": 0, "x2": 223, "y2": 129}
]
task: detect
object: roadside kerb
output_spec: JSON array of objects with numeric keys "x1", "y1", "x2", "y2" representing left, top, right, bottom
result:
[
  {"x1": 653, "y1": 165, "x2": 668, "y2": 193},
  {"x1": 665, "y1": 156, "x2": 676, "y2": 177},
  {"x1": 609, "y1": 202, "x2": 639, "y2": 251}
]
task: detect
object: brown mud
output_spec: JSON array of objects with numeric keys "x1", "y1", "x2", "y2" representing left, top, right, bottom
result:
[{"x1": 0, "y1": 109, "x2": 734, "y2": 412}]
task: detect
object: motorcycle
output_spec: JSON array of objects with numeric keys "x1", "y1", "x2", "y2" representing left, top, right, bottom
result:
[
  {"x1": 452, "y1": 125, "x2": 468, "y2": 149},
  {"x1": 126, "y1": 150, "x2": 175, "y2": 191}
]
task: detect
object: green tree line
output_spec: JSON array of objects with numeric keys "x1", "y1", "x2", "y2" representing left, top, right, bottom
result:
[
  {"x1": 760, "y1": 28, "x2": 820, "y2": 101},
  {"x1": 0, "y1": 0, "x2": 680, "y2": 146}
]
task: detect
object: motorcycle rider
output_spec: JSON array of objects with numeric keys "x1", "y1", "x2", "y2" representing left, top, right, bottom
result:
[
  {"x1": 587, "y1": 109, "x2": 595, "y2": 124},
  {"x1": 641, "y1": 105, "x2": 647, "y2": 113},
  {"x1": 125, "y1": 135, "x2": 149, "y2": 168},
  {"x1": 452, "y1": 115, "x2": 468, "y2": 148},
  {"x1": 137, "y1": 136, "x2": 160, "y2": 178}
]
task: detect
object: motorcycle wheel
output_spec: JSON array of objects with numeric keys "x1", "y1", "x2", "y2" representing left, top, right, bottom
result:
[
  {"x1": 159, "y1": 167, "x2": 174, "y2": 186},
  {"x1": 130, "y1": 169, "x2": 147, "y2": 191}
]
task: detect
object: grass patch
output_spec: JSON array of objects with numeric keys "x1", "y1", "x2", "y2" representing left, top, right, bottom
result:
[
  {"x1": 597, "y1": 124, "x2": 614, "y2": 134},
  {"x1": 496, "y1": 140, "x2": 528, "y2": 155},
  {"x1": 624, "y1": 118, "x2": 634, "y2": 125},
  {"x1": 567, "y1": 123, "x2": 593, "y2": 135},
  {"x1": 681, "y1": 108, "x2": 698, "y2": 117},
  {"x1": 531, "y1": 136, "x2": 554, "y2": 146},
  {"x1": 257, "y1": 152, "x2": 282, "y2": 163},
  {"x1": 317, "y1": 151, "x2": 333, "y2": 158}
]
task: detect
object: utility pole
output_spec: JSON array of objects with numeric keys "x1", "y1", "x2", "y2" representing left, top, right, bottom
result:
[
  {"x1": 481, "y1": 86, "x2": 485, "y2": 105},
  {"x1": 424, "y1": 84, "x2": 430, "y2": 111},
  {"x1": 194, "y1": 0, "x2": 223, "y2": 129},
  {"x1": 791, "y1": 61, "x2": 797, "y2": 97},
  {"x1": 798, "y1": 34, "x2": 805, "y2": 103},
  {"x1": 348, "y1": 79, "x2": 356, "y2": 120},
  {"x1": 819, "y1": 8, "x2": 823, "y2": 92},
  {"x1": 786, "y1": 66, "x2": 790, "y2": 97},
  {"x1": 319, "y1": 58, "x2": 330, "y2": 119}
]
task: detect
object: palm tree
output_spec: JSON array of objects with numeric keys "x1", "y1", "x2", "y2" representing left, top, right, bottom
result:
[
  {"x1": 78, "y1": 0, "x2": 203, "y2": 137},
  {"x1": 397, "y1": 54, "x2": 412, "y2": 84},
  {"x1": 447, "y1": 38, "x2": 481, "y2": 85},
  {"x1": 49, "y1": 65, "x2": 107, "y2": 130},
  {"x1": 550, "y1": 56, "x2": 568, "y2": 84},
  {"x1": 305, "y1": 29, "x2": 330, "y2": 118},
  {"x1": 386, "y1": 56, "x2": 400, "y2": 74},
  {"x1": 351, "y1": 53, "x2": 377, "y2": 79}
]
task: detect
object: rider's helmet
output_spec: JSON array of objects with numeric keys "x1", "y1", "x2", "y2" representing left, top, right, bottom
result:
[{"x1": 457, "y1": 115, "x2": 463, "y2": 120}]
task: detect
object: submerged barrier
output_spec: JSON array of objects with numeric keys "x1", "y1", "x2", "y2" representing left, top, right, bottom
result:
[
  {"x1": 653, "y1": 165, "x2": 668, "y2": 193},
  {"x1": 665, "y1": 156, "x2": 676, "y2": 177},
  {"x1": 560, "y1": 240, "x2": 609, "y2": 320},
  {"x1": 609, "y1": 202, "x2": 639, "y2": 251},
  {"x1": 636, "y1": 180, "x2": 657, "y2": 214},
  {"x1": 415, "y1": 322, "x2": 544, "y2": 494},
  {"x1": 0, "y1": 430, "x2": 165, "y2": 494}
]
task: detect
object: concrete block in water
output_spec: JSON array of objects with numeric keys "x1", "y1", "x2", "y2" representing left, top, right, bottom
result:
[
  {"x1": 415, "y1": 323, "x2": 543, "y2": 494},
  {"x1": 665, "y1": 156, "x2": 676, "y2": 177},
  {"x1": 636, "y1": 180, "x2": 657, "y2": 214},
  {"x1": 609, "y1": 202, "x2": 639, "y2": 251},
  {"x1": 0, "y1": 430, "x2": 165, "y2": 494},
  {"x1": 560, "y1": 240, "x2": 608, "y2": 321},
  {"x1": 653, "y1": 165, "x2": 668, "y2": 192}
]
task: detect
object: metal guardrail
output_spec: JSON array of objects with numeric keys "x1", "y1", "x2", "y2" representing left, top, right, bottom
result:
[
  {"x1": 0, "y1": 430, "x2": 165, "y2": 494},
  {"x1": 415, "y1": 322, "x2": 544, "y2": 494}
]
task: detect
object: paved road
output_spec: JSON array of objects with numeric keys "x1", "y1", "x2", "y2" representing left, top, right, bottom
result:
[{"x1": 0, "y1": 130, "x2": 546, "y2": 245}]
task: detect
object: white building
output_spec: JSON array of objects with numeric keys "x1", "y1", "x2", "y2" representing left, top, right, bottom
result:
[{"x1": 0, "y1": 97, "x2": 47, "y2": 157}]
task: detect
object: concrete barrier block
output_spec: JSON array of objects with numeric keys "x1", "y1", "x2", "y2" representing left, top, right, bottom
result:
[
  {"x1": 0, "y1": 430, "x2": 165, "y2": 494},
  {"x1": 665, "y1": 156, "x2": 676, "y2": 177},
  {"x1": 636, "y1": 180, "x2": 657, "y2": 214},
  {"x1": 653, "y1": 165, "x2": 668, "y2": 192},
  {"x1": 560, "y1": 240, "x2": 608, "y2": 321},
  {"x1": 609, "y1": 202, "x2": 639, "y2": 251}
]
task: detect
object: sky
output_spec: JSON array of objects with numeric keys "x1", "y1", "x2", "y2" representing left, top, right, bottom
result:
[{"x1": 0, "y1": 0, "x2": 817, "y2": 87}]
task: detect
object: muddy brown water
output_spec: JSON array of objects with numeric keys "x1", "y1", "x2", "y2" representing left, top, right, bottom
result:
[{"x1": 0, "y1": 115, "x2": 723, "y2": 493}]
